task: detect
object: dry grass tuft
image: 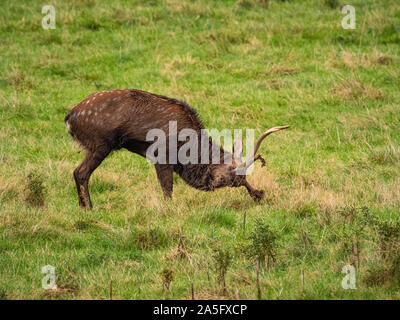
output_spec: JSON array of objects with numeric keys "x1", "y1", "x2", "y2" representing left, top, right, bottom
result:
[
  {"x1": 332, "y1": 79, "x2": 384, "y2": 101},
  {"x1": 329, "y1": 50, "x2": 393, "y2": 70},
  {"x1": 43, "y1": 283, "x2": 80, "y2": 299},
  {"x1": 268, "y1": 65, "x2": 299, "y2": 76},
  {"x1": 1, "y1": 68, "x2": 34, "y2": 89},
  {"x1": 374, "y1": 51, "x2": 393, "y2": 65}
]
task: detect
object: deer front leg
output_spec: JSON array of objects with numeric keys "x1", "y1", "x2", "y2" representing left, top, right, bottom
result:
[
  {"x1": 155, "y1": 164, "x2": 173, "y2": 199},
  {"x1": 244, "y1": 181, "x2": 265, "y2": 202}
]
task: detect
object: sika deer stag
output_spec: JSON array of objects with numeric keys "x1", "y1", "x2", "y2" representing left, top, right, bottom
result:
[{"x1": 65, "y1": 89, "x2": 289, "y2": 209}]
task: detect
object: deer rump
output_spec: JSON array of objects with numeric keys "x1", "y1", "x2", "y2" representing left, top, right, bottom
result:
[{"x1": 65, "y1": 88, "x2": 289, "y2": 209}]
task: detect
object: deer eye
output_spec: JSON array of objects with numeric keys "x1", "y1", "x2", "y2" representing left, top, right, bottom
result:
[{"x1": 228, "y1": 166, "x2": 235, "y2": 171}]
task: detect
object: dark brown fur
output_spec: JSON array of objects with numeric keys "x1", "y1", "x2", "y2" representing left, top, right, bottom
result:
[{"x1": 66, "y1": 89, "x2": 266, "y2": 209}]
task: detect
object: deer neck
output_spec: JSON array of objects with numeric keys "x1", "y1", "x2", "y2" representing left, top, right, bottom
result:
[
  {"x1": 174, "y1": 135, "x2": 229, "y2": 191},
  {"x1": 174, "y1": 163, "x2": 214, "y2": 191}
]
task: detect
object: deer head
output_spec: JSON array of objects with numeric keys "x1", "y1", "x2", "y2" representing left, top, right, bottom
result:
[{"x1": 208, "y1": 126, "x2": 290, "y2": 201}]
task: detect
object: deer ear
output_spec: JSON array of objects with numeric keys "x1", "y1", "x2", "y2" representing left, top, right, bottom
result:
[{"x1": 233, "y1": 138, "x2": 243, "y2": 164}]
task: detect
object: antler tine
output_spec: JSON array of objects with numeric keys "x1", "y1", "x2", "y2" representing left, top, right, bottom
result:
[{"x1": 243, "y1": 125, "x2": 290, "y2": 170}]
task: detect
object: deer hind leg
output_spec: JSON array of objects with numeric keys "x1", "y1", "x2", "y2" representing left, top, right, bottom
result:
[
  {"x1": 74, "y1": 148, "x2": 110, "y2": 209},
  {"x1": 155, "y1": 164, "x2": 173, "y2": 199}
]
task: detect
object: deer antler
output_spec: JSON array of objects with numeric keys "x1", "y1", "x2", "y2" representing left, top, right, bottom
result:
[
  {"x1": 254, "y1": 154, "x2": 266, "y2": 167},
  {"x1": 243, "y1": 125, "x2": 290, "y2": 170}
]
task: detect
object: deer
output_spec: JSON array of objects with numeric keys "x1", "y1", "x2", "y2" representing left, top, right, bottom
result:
[{"x1": 65, "y1": 89, "x2": 289, "y2": 209}]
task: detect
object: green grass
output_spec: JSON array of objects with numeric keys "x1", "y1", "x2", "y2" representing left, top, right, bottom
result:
[{"x1": 0, "y1": 0, "x2": 399, "y2": 299}]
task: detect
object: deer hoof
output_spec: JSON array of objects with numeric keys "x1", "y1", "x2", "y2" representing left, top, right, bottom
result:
[{"x1": 251, "y1": 190, "x2": 265, "y2": 202}]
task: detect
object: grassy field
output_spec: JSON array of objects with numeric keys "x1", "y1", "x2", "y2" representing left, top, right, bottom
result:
[{"x1": 0, "y1": 0, "x2": 399, "y2": 300}]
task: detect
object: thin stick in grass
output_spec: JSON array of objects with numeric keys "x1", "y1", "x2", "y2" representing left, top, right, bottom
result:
[{"x1": 256, "y1": 258, "x2": 262, "y2": 300}]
